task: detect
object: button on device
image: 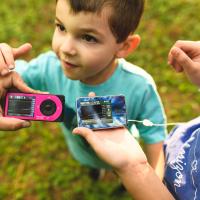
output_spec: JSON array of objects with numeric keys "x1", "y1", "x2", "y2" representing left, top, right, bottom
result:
[{"x1": 40, "y1": 99, "x2": 57, "y2": 116}]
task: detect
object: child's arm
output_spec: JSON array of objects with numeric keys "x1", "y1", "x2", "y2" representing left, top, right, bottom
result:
[
  {"x1": 73, "y1": 127, "x2": 174, "y2": 200},
  {"x1": 144, "y1": 142, "x2": 165, "y2": 179}
]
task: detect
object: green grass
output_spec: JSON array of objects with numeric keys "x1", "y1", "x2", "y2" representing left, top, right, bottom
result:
[{"x1": 0, "y1": 0, "x2": 200, "y2": 199}]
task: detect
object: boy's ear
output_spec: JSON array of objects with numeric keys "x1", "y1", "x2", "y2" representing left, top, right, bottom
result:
[{"x1": 116, "y1": 34, "x2": 141, "y2": 58}]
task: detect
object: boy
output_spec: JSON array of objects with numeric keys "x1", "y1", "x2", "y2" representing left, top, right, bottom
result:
[{"x1": 0, "y1": 0, "x2": 166, "y2": 178}]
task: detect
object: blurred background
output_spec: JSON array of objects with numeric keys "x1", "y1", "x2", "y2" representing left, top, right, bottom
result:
[{"x1": 0, "y1": 0, "x2": 200, "y2": 199}]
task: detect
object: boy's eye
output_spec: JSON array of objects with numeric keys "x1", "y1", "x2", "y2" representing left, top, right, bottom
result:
[
  {"x1": 82, "y1": 34, "x2": 98, "y2": 43},
  {"x1": 55, "y1": 23, "x2": 66, "y2": 32}
]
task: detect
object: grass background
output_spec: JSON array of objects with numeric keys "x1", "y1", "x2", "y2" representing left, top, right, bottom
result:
[{"x1": 0, "y1": 0, "x2": 200, "y2": 199}]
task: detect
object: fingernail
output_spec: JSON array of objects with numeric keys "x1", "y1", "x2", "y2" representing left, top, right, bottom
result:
[
  {"x1": 72, "y1": 129, "x2": 77, "y2": 134},
  {"x1": 36, "y1": 90, "x2": 49, "y2": 94},
  {"x1": 1, "y1": 69, "x2": 9, "y2": 76},
  {"x1": 72, "y1": 128, "x2": 79, "y2": 134},
  {"x1": 9, "y1": 64, "x2": 14, "y2": 70},
  {"x1": 22, "y1": 121, "x2": 31, "y2": 128},
  {"x1": 88, "y1": 92, "x2": 96, "y2": 97}
]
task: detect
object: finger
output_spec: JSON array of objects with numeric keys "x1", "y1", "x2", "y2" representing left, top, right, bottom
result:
[
  {"x1": 10, "y1": 72, "x2": 44, "y2": 94},
  {"x1": 13, "y1": 43, "x2": 32, "y2": 59},
  {"x1": 173, "y1": 62, "x2": 184, "y2": 72},
  {"x1": 168, "y1": 54, "x2": 183, "y2": 72},
  {"x1": 73, "y1": 127, "x2": 116, "y2": 165},
  {"x1": 0, "y1": 106, "x2": 3, "y2": 117},
  {"x1": 168, "y1": 51, "x2": 182, "y2": 72},
  {"x1": 167, "y1": 49, "x2": 173, "y2": 65},
  {"x1": 88, "y1": 92, "x2": 96, "y2": 97},
  {"x1": 174, "y1": 40, "x2": 200, "y2": 52},
  {"x1": 171, "y1": 47, "x2": 194, "y2": 71},
  {"x1": 168, "y1": 47, "x2": 177, "y2": 66},
  {"x1": 0, "y1": 117, "x2": 31, "y2": 131},
  {"x1": 73, "y1": 127, "x2": 102, "y2": 151},
  {"x1": 73, "y1": 127, "x2": 96, "y2": 142},
  {"x1": 0, "y1": 43, "x2": 15, "y2": 69},
  {"x1": 0, "y1": 50, "x2": 9, "y2": 76}
]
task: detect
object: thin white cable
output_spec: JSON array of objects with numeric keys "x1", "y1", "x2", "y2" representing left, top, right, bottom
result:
[{"x1": 128, "y1": 119, "x2": 185, "y2": 127}]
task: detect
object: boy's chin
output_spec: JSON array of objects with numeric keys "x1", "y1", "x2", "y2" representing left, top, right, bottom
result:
[
  {"x1": 62, "y1": 70, "x2": 80, "y2": 80},
  {"x1": 61, "y1": 69, "x2": 95, "y2": 84},
  {"x1": 63, "y1": 73, "x2": 77, "y2": 80}
]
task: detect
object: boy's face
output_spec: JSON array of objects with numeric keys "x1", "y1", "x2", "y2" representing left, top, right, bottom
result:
[{"x1": 52, "y1": 0, "x2": 123, "y2": 85}]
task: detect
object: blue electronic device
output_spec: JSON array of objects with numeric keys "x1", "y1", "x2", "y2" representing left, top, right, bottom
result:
[{"x1": 76, "y1": 95, "x2": 127, "y2": 130}]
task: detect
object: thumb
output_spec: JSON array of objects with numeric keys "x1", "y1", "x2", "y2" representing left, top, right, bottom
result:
[
  {"x1": 0, "y1": 117, "x2": 31, "y2": 131},
  {"x1": 171, "y1": 47, "x2": 194, "y2": 71},
  {"x1": 88, "y1": 92, "x2": 96, "y2": 97},
  {"x1": 73, "y1": 127, "x2": 107, "y2": 159},
  {"x1": 73, "y1": 127, "x2": 98, "y2": 146},
  {"x1": 11, "y1": 72, "x2": 47, "y2": 94},
  {"x1": 73, "y1": 127, "x2": 94, "y2": 138},
  {"x1": 13, "y1": 43, "x2": 32, "y2": 59}
]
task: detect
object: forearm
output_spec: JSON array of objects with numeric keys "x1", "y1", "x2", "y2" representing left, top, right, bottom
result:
[
  {"x1": 155, "y1": 150, "x2": 165, "y2": 179},
  {"x1": 145, "y1": 142, "x2": 165, "y2": 179},
  {"x1": 116, "y1": 162, "x2": 174, "y2": 200}
]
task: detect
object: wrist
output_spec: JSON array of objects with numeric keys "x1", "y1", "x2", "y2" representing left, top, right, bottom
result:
[
  {"x1": 115, "y1": 161, "x2": 174, "y2": 200},
  {"x1": 115, "y1": 160, "x2": 149, "y2": 178}
]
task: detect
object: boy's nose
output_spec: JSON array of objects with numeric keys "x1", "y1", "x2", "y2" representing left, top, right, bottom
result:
[{"x1": 60, "y1": 36, "x2": 77, "y2": 56}]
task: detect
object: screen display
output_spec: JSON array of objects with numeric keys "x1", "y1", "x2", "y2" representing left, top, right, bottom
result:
[
  {"x1": 7, "y1": 95, "x2": 36, "y2": 117},
  {"x1": 80, "y1": 100, "x2": 113, "y2": 125}
]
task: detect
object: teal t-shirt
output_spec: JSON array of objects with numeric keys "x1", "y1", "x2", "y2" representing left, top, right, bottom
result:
[{"x1": 15, "y1": 51, "x2": 167, "y2": 169}]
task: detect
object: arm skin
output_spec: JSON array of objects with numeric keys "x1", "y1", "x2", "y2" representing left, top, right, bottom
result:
[
  {"x1": 72, "y1": 127, "x2": 174, "y2": 200},
  {"x1": 144, "y1": 142, "x2": 165, "y2": 179},
  {"x1": 116, "y1": 161, "x2": 174, "y2": 200}
]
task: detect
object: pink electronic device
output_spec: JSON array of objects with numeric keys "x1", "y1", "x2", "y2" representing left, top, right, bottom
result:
[{"x1": 4, "y1": 93, "x2": 65, "y2": 122}]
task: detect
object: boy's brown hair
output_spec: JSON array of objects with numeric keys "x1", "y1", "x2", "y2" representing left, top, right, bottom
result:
[{"x1": 57, "y1": 0, "x2": 144, "y2": 43}]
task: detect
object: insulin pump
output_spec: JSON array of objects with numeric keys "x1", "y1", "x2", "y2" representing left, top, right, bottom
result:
[
  {"x1": 76, "y1": 95, "x2": 127, "y2": 129},
  {"x1": 3, "y1": 92, "x2": 65, "y2": 122}
]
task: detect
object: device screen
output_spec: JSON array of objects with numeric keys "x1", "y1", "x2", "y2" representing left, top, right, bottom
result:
[
  {"x1": 7, "y1": 95, "x2": 36, "y2": 117},
  {"x1": 80, "y1": 100, "x2": 113, "y2": 125}
]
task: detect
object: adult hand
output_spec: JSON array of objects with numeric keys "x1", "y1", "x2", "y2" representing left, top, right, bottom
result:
[
  {"x1": 72, "y1": 127, "x2": 147, "y2": 172},
  {"x1": 168, "y1": 40, "x2": 200, "y2": 87},
  {"x1": 0, "y1": 71, "x2": 43, "y2": 131}
]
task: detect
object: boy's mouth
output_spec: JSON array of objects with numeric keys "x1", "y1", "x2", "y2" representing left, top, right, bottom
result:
[{"x1": 62, "y1": 60, "x2": 78, "y2": 69}]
